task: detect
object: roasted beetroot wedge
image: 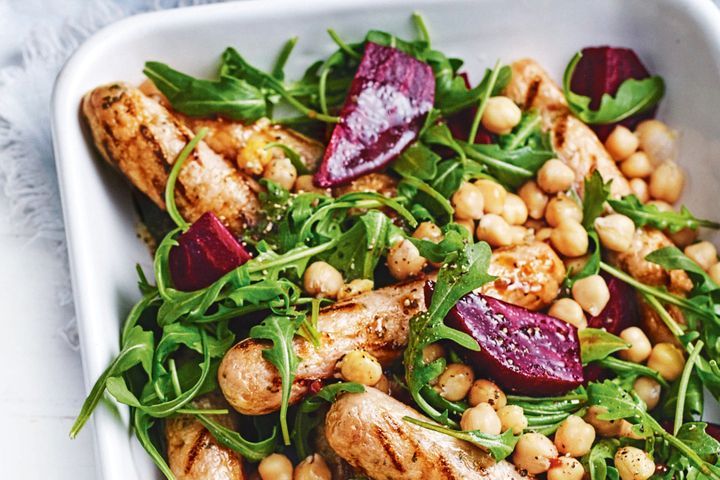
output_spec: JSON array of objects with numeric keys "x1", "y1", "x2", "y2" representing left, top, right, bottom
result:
[
  {"x1": 443, "y1": 288, "x2": 583, "y2": 395},
  {"x1": 569, "y1": 46, "x2": 656, "y2": 140},
  {"x1": 586, "y1": 274, "x2": 639, "y2": 333},
  {"x1": 169, "y1": 212, "x2": 251, "y2": 291},
  {"x1": 313, "y1": 42, "x2": 435, "y2": 187}
]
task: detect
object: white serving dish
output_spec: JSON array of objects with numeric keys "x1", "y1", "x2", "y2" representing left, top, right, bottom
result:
[{"x1": 52, "y1": 0, "x2": 720, "y2": 478}]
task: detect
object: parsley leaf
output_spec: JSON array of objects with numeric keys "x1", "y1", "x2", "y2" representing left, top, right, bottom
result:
[
  {"x1": 608, "y1": 195, "x2": 720, "y2": 233},
  {"x1": 563, "y1": 52, "x2": 665, "y2": 125}
]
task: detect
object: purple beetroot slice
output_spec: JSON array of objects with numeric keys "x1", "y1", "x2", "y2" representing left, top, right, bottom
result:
[
  {"x1": 428, "y1": 283, "x2": 583, "y2": 396},
  {"x1": 570, "y1": 46, "x2": 656, "y2": 141},
  {"x1": 169, "y1": 212, "x2": 251, "y2": 291},
  {"x1": 313, "y1": 42, "x2": 435, "y2": 188}
]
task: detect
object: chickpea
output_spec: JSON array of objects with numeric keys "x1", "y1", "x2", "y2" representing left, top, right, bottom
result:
[
  {"x1": 551, "y1": 219, "x2": 589, "y2": 257},
  {"x1": 460, "y1": 403, "x2": 502, "y2": 435},
  {"x1": 468, "y1": 379, "x2": 507, "y2": 410},
  {"x1": 474, "y1": 179, "x2": 507, "y2": 214},
  {"x1": 620, "y1": 152, "x2": 653, "y2": 179},
  {"x1": 413, "y1": 222, "x2": 444, "y2": 243},
  {"x1": 614, "y1": 447, "x2": 655, "y2": 480},
  {"x1": 293, "y1": 454, "x2": 331, "y2": 480},
  {"x1": 537, "y1": 159, "x2": 575, "y2": 194},
  {"x1": 502, "y1": 193, "x2": 529, "y2": 225},
  {"x1": 481, "y1": 96, "x2": 522, "y2": 134},
  {"x1": 545, "y1": 194, "x2": 583, "y2": 228},
  {"x1": 294, "y1": 174, "x2": 327, "y2": 194},
  {"x1": 387, "y1": 239, "x2": 426, "y2": 280},
  {"x1": 647, "y1": 200, "x2": 673, "y2": 212},
  {"x1": 454, "y1": 217, "x2": 476, "y2": 237},
  {"x1": 303, "y1": 261, "x2": 344, "y2": 298},
  {"x1": 259, "y1": 453, "x2": 294, "y2": 480},
  {"x1": 605, "y1": 125, "x2": 639, "y2": 161},
  {"x1": 594, "y1": 214, "x2": 635, "y2": 253},
  {"x1": 669, "y1": 227, "x2": 698, "y2": 249},
  {"x1": 536, "y1": 227, "x2": 553, "y2": 242},
  {"x1": 584, "y1": 406, "x2": 625, "y2": 437},
  {"x1": 476, "y1": 214, "x2": 512, "y2": 247},
  {"x1": 509, "y1": 226, "x2": 528, "y2": 245},
  {"x1": 498, "y1": 405, "x2": 527, "y2": 434},
  {"x1": 337, "y1": 278, "x2": 374, "y2": 301},
  {"x1": 649, "y1": 162, "x2": 684, "y2": 203},
  {"x1": 709, "y1": 262, "x2": 720, "y2": 284},
  {"x1": 564, "y1": 255, "x2": 590, "y2": 275},
  {"x1": 452, "y1": 182, "x2": 485, "y2": 220},
  {"x1": 338, "y1": 350, "x2": 383, "y2": 386},
  {"x1": 513, "y1": 433, "x2": 558, "y2": 474},
  {"x1": 554, "y1": 415, "x2": 596, "y2": 457},
  {"x1": 618, "y1": 327, "x2": 652, "y2": 363},
  {"x1": 633, "y1": 377, "x2": 662, "y2": 410},
  {"x1": 263, "y1": 157, "x2": 298, "y2": 191},
  {"x1": 547, "y1": 456, "x2": 585, "y2": 480},
  {"x1": 629, "y1": 178, "x2": 650, "y2": 203},
  {"x1": 422, "y1": 343, "x2": 446, "y2": 363},
  {"x1": 548, "y1": 298, "x2": 587, "y2": 329},
  {"x1": 684, "y1": 241, "x2": 717, "y2": 271},
  {"x1": 635, "y1": 119, "x2": 677, "y2": 165},
  {"x1": 571, "y1": 274, "x2": 610, "y2": 316},
  {"x1": 519, "y1": 180, "x2": 549, "y2": 220},
  {"x1": 436, "y1": 363, "x2": 475, "y2": 401},
  {"x1": 647, "y1": 342, "x2": 685, "y2": 381},
  {"x1": 374, "y1": 374, "x2": 391, "y2": 394}
]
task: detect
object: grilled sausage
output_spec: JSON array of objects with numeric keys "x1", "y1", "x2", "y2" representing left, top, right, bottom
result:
[
  {"x1": 504, "y1": 59, "x2": 631, "y2": 198},
  {"x1": 219, "y1": 242, "x2": 564, "y2": 416},
  {"x1": 165, "y1": 394, "x2": 245, "y2": 480},
  {"x1": 82, "y1": 83, "x2": 260, "y2": 235},
  {"x1": 219, "y1": 278, "x2": 425, "y2": 416},
  {"x1": 324, "y1": 387, "x2": 528, "y2": 480},
  {"x1": 139, "y1": 80, "x2": 324, "y2": 176}
]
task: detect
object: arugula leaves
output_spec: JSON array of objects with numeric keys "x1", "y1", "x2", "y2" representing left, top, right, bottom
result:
[
  {"x1": 608, "y1": 195, "x2": 720, "y2": 233},
  {"x1": 579, "y1": 328, "x2": 629, "y2": 365},
  {"x1": 563, "y1": 52, "x2": 665, "y2": 125},
  {"x1": 403, "y1": 416, "x2": 518, "y2": 461},
  {"x1": 144, "y1": 62, "x2": 267, "y2": 121},
  {"x1": 404, "y1": 242, "x2": 493, "y2": 424},
  {"x1": 196, "y1": 414, "x2": 277, "y2": 462}
]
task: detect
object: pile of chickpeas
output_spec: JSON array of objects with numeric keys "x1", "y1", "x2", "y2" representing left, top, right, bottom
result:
[
  {"x1": 278, "y1": 98, "x2": 718, "y2": 480},
  {"x1": 258, "y1": 452, "x2": 332, "y2": 480}
]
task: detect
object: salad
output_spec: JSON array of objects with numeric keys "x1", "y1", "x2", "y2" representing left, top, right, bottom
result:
[{"x1": 73, "y1": 13, "x2": 720, "y2": 480}]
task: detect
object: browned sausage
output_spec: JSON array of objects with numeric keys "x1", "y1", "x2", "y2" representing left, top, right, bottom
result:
[
  {"x1": 504, "y1": 59, "x2": 631, "y2": 198},
  {"x1": 218, "y1": 242, "x2": 565, "y2": 416},
  {"x1": 165, "y1": 394, "x2": 245, "y2": 480},
  {"x1": 324, "y1": 387, "x2": 528, "y2": 480},
  {"x1": 82, "y1": 82, "x2": 260, "y2": 235}
]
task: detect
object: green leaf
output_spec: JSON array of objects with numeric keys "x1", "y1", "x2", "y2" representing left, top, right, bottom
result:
[
  {"x1": 250, "y1": 314, "x2": 301, "y2": 445},
  {"x1": 587, "y1": 380, "x2": 648, "y2": 422},
  {"x1": 663, "y1": 372, "x2": 704, "y2": 421},
  {"x1": 404, "y1": 242, "x2": 494, "y2": 424},
  {"x1": 596, "y1": 356, "x2": 669, "y2": 388},
  {"x1": 403, "y1": 416, "x2": 518, "y2": 461},
  {"x1": 264, "y1": 142, "x2": 310, "y2": 175},
  {"x1": 565, "y1": 231, "x2": 601, "y2": 288},
  {"x1": 579, "y1": 328, "x2": 629, "y2": 365},
  {"x1": 462, "y1": 142, "x2": 554, "y2": 190},
  {"x1": 133, "y1": 409, "x2": 175, "y2": 479},
  {"x1": 196, "y1": 414, "x2": 277, "y2": 462},
  {"x1": 582, "y1": 439, "x2": 620, "y2": 480},
  {"x1": 408, "y1": 223, "x2": 469, "y2": 263},
  {"x1": 582, "y1": 170, "x2": 612, "y2": 230},
  {"x1": 646, "y1": 246, "x2": 720, "y2": 296},
  {"x1": 69, "y1": 326, "x2": 155, "y2": 438},
  {"x1": 393, "y1": 143, "x2": 440, "y2": 180},
  {"x1": 563, "y1": 51, "x2": 665, "y2": 125},
  {"x1": 291, "y1": 382, "x2": 365, "y2": 458},
  {"x1": 144, "y1": 62, "x2": 267, "y2": 121},
  {"x1": 609, "y1": 195, "x2": 720, "y2": 234},
  {"x1": 675, "y1": 422, "x2": 720, "y2": 463},
  {"x1": 164, "y1": 128, "x2": 208, "y2": 230}
]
